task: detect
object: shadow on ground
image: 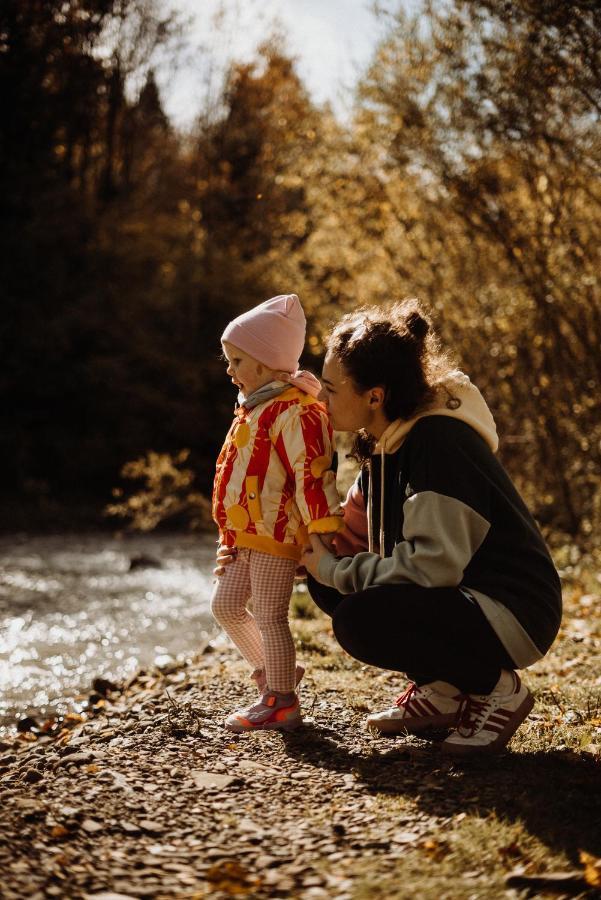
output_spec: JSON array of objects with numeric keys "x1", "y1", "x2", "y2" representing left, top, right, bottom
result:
[{"x1": 281, "y1": 721, "x2": 601, "y2": 864}]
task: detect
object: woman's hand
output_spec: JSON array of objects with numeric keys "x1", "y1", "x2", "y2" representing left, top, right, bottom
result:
[
  {"x1": 214, "y1": 544, "x2": 237, "y2": 577},
  {"x1": 300, "y1": 533, "x2": 333, "y2": 580}
]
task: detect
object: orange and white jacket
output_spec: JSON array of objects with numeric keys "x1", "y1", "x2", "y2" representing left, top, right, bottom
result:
[{"x1": 213, "y1": 387, "x2": 343, "y2": 561}]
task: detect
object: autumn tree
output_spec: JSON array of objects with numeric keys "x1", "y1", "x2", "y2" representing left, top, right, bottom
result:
[
  {"x1": 0, "y1": 0, "x2": 192, "y2": 524},
  {"x1": 357, "y1": 0, "x2": 601, "y2": 537}
]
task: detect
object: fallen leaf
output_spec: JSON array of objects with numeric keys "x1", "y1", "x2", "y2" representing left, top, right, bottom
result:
[
  {"x1": 205, "y1": 860, "x2": 261, "y2": 895},
  {"x1": 420, "y1": 839, "x2": 450, "y2": 860}
]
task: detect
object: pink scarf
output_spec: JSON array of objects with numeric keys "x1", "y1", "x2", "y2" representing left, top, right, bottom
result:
[{"x1": 281, "y1": 370, "x2": 322, "y2": 398}]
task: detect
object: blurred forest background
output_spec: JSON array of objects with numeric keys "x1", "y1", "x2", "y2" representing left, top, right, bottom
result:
[{"x1": 1, "y1": 0, "x2": 599, "y2": 544}]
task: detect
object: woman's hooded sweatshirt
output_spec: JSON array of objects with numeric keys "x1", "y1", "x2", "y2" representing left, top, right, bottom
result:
[{"x1": 319, "y1": 372, "x2": 562, "y2": 667}]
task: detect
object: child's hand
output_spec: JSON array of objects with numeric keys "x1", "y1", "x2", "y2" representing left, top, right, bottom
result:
[
  {"x1": 214, "y1": 545, "x2": 237, "y2": 577},
  {"x1": 318, "y1": 533, "x2": 337, "y2": 553},
  {"x1": 297, "y1": 532, "x2": 335, "y2": 578}
]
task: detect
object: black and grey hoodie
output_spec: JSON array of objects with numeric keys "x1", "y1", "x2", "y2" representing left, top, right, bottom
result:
[{"x1": 317, "y1": 372, "x2": 562, "y2": 666}]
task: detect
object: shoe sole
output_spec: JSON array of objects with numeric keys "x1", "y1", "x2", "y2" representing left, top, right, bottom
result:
[
  {"x1": 367, "y1": 713, "x2": 457, "y2": 734},
  {"x1": 441, "y1": 691, "x2": 535, "y2": 756},
  {"x1": 225, "y1": 717, "x2": 303, "y2": 734}
]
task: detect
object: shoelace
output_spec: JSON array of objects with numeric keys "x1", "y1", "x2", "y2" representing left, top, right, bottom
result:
[
  {"x1": 395, "y1": 682, "x2": 418, "y2": 709},
  {"x1": 454, "y1": 694, "x2": 489, "y2": 737}
]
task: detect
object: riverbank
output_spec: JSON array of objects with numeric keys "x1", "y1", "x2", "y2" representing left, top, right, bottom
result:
[
  {"x1": 1, "y1": 568, "x2": 601, "y2": 900},
  {"x1": 0, "y1": 532, "x2": 219, "y2": 731}
]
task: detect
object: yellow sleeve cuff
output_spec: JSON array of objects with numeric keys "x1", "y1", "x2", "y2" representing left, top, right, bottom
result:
[{"x1": 308, "y1": 516, "x2": 345, "y2": 535}]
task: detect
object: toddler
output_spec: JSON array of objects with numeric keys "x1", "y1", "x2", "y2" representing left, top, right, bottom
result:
[{"x1": 211, "y1": 293, "x2": 343, "y2": 732}]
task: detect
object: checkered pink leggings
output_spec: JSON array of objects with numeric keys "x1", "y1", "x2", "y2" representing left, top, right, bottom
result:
[{"x1": 210, "y1": 548, "x2": 298, "y2": 692}]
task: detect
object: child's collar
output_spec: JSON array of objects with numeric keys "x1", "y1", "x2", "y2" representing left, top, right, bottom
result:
[{"x1": 237, "y1": 380, "x2": 289, "y2": 410}]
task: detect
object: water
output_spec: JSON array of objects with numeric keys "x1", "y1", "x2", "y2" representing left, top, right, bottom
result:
[{"x1": 0, "y1": 533, "x2": 220, "y2": 731}]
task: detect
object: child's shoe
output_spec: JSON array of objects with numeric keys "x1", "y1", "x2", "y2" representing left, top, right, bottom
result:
[
  {"x1": 442, "y1": 671, "x2": 534, "y2": 755},
  {"x1": 250, "y1": 665, "x2": 305, "y2": 694},
  {"x1": 366, "y1": 680, "x2": 463, "y2": 734},
  {"x1": 225, "y1": 691, "x2": 302, "y2": 733}
]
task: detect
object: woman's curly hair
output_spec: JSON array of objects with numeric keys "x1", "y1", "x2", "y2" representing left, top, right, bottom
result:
[{"x1": 326, "y1": 298, "x2": 457, "y2": 461}]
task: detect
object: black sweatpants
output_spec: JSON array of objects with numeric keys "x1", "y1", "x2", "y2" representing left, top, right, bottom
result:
[{"x1": 306, "y1": 576, "x2": 516, "y2": 694}]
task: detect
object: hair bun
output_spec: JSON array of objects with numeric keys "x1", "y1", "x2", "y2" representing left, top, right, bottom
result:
[{"x1": 405, "y1": 310, "x2": 429, "y2": 342}]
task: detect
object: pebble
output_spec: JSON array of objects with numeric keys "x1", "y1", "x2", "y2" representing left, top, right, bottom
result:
[
  {"x1": 85, "y1": 894, "x2": 140, "y2": 900},
  {"x1": 138, "y1": 820, "x2": 164, "y2": 834},
  {"x1": 54, "y1": 751, "x2": 97, "y2": 768},
  {"x1": 190, "y1": 770, "x2": 237, "y2": 789},
  {"x1": 391, "y1": 830, "x2": 421, "y2": 844},
  {"x1": 16, "y1": 717, "x2": 39, "y2": 733},
  {"x1": 63, "y1": 737, "x2": 90, "y2": 750},
  {"x1": 21, "y1": 768, "x2": 43, "y2": 783}
]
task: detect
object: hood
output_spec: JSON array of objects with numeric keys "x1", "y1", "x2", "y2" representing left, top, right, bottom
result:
[
  {"x1": 367, "y1": 371, "x2": 497, "y2": 556},
  {"x1": 374, "y1": 370, "x2": 498, "y2": 455},
  {"x1": 281, "y1": 369, "x2": 322, "y2": 398}
]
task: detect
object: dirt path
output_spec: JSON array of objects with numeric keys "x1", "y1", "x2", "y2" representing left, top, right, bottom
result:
[{"x1": 1, "y1": 575, "x2": 600, "y2": 899}]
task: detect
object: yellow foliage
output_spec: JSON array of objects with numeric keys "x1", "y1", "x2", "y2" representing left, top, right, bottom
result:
[
  {"x1": 105, "y1": 450, "x2": 212, "y2": 532},
  {"x1": 580, "y1": 851, "x2": 601, "y2": 888}
]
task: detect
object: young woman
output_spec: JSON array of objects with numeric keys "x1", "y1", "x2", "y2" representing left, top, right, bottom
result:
[{"x1": 300, "y1": 299, "x2": 562, "y2": 755}]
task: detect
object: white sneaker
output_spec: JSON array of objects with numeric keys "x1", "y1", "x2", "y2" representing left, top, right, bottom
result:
[
  {"x1": 442, "y1": 671, "x2": 534, "y2": 755},
  {"x1": 366, "y1": 681, "x2": 463, "y2": 734}
]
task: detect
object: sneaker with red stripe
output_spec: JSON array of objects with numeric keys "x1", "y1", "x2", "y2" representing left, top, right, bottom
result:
[
  {"x1": 225, "y1": 691, "x2": 302, "y2": 733},
  {"x1": 366, "y1": 681, "x2": 463, "y2": 734},
  {"x1": 442, "y1": 671, "x2": 534, "y2": 755}
]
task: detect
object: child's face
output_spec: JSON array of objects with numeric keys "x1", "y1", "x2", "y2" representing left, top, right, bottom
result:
[{"x1": 222, "y1": 341, "x2": 274, "y2": 398}]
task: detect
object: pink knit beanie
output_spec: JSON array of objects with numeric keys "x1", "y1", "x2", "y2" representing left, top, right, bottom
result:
[{"x1": 221, "y1": 294, "x2": 306, "y2": 373}]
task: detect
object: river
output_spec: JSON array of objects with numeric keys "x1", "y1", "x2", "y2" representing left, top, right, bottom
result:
[{"x1": 0, "y1": 532, "x2": 220, "y2": 732}]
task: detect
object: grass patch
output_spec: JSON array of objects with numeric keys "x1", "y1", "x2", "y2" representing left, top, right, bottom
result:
[
  {"x1": 352, "y1": 813, "x2": 567, "y2": 900},
  {"x1": 290, "y1": 588, "x2": 318, "y2": 619}
]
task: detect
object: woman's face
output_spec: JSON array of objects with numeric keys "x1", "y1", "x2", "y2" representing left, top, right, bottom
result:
[{"x1": 319, "y1": 352, "x2": 375, "y2": 432}]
